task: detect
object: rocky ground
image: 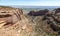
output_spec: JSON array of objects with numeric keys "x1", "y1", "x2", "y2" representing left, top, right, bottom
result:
[{"x1": 0, "y1": 6, "x2": 59, "y2": 36}]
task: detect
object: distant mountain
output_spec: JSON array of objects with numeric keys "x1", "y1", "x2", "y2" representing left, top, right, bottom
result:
[{"x1": 10, "y1": 6, "x2": 60, "y2": 9}]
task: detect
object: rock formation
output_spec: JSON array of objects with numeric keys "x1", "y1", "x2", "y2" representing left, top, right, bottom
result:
[
  {"x1": 28, "y1": 9, "x2": 49, "y2": 16},
  {"x1": 54, "y1": 8, "x2": 60, "y2": 13},
  {"x1": 43, "y1": 10, "x2": 60, "y2": 34},
  {"x1": 0, "y1": 6, "x2": 59, "y2": 36},
  {"x1": 0, "y1": 6, "x2": 23, "y2": 27},
  {"x1": 0, "y1": 6, "x2": 33, "y2": 36}
]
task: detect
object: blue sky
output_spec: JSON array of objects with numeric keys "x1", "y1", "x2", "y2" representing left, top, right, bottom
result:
[{"x1": 0, "y1": 0, "x2": 60, "y2": 6}]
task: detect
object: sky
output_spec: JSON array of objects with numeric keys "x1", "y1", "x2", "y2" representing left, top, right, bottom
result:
[{"x1": 0, "y1": 0, "x2": 60, "y2": 6}]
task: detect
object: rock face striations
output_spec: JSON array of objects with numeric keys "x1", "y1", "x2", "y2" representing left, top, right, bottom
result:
[
  {"x1": 0, "y1": 6, "x2": 23, "y2": 28},
  {"x1": 0, "y1": 6, "x2": 33, "y2": 36}
]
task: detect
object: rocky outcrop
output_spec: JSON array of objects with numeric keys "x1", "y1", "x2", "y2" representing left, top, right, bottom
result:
[
  {"x1": 54, "y1": 8, "x2": 60, "y2": 13},
  {"x1": 0, "y1": 6, "x2": 23, "y2": 27},
  {"x1": 43, "y1": 10, "x2": 60, "y2": 34},
  {"x1": 0, "y1": 6, "x2": 33, "y2": 36},
  {"x1": 28, "y1": 9, "x2": 49, "y2": 16}
]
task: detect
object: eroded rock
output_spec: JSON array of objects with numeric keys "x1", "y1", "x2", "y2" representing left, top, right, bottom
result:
[
  {"x1": 28, "y1": 9, "x2": 49, "y2": 16},
  {"x1": 0, "y1": 6, "x2": 23, "y2": 27},
  {"x1": 43, "y1": 10, "x2": 60, "y2": 34}
]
